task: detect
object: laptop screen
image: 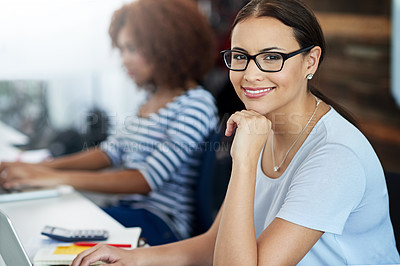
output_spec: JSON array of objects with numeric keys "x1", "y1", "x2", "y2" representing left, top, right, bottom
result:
[{"x1": 0, "y1": 210, "x2": 32, "y2": 266}]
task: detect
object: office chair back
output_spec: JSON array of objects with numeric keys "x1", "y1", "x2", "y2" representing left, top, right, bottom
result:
[
  {"x1": 385, "y1": 171, "x2": 400, "y2": 253},
  {"x1": 193, "y1": 129, "x2": 232, "y2": 235}
]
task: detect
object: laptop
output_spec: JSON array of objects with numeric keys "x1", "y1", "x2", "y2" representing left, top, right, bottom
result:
[{"x1": 0, "y1": 210, "x2": 32, "y2": 266}]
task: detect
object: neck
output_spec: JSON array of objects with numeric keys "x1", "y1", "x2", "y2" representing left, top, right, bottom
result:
[
  {"x1": 269, "y1": 93, "x2": 318, "y2": 143},
  {"x1": 270, "y1": 95, "x2": 321, "y2": 172},
  {"x1": 154, "y1": 79, "x2": 198, "y2": 94},
  {"x1": 138, "y1": 82, "x2": 196, "y2": 118}
]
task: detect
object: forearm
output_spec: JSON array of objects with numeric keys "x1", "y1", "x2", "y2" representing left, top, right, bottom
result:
[
  {"x1": 136, "y1": 207, "x2": 225, "y2": 266},
  {"x1": 134, "y1": 209, "x2": 223, "y2": 266},
  {"x1": 72, "y1": 199, "x2": 222, "y2": 266},
  {"x1": 73, "y1": 227, "x2": 217, "y2": 266},
  {"x1": 60, "y1": 169, "x2": 151, "y2": 194},
  {"x1": 214, "y1": 160, "x2": 258, "y2": 266},
  {"x1": 40, "y1": 148, "x2": 111, "y2": 170},
  {"x1": 134, "y1": 232, "x2": 215, "y2": 266}
]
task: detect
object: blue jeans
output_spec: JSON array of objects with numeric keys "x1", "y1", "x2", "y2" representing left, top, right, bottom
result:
[{"x1": 102, "y1": 206, "x2": 178, "y2": 246}]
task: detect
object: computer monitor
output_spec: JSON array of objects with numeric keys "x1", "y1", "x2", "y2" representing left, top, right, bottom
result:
[{"x1": 0, "y1": 210, "x2": 32, "y2": 266}]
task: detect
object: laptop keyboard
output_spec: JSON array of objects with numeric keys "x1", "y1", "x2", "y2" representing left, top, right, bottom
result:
[{"x1": 0, "y1": 186, "x2": 17, "y2": 194}]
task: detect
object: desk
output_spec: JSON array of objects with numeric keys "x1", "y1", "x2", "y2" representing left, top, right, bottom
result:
[{"x1": 0, "y1": 190, "x2": 138, "y2": 262}]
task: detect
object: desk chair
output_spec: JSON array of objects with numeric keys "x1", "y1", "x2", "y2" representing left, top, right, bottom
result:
[
  {"x1": 385, "y1": 171, "x2": 400, "y2": 253},
  {"x1": 0, "y1": 210, "x2": 32, "y2": 266},
  {"x1": 193, "y1": 130, "x2": 231, "y2": 235}
]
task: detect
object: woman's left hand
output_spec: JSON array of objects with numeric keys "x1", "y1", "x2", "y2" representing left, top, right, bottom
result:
[
  {"x1": 0, "y1": 163, "x2": 64, "y2": 189},
  {"x1": 225, "y1": 110, "x2": 271, "y2": 162}
]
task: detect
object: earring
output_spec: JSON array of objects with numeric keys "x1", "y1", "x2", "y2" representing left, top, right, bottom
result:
[{"x1": 306, "y1": 73, "x2": 314, "y2": 80}]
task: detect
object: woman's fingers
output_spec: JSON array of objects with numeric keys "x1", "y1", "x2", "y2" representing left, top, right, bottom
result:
[
  {"x1": 226, "y1": 110, "x2": 271, "y2": 160},
  {"x1": 225, "y1": 111, "x2": 241, "y2": 136},
  {"x1": 72, "y1": 244, "x2": 115, "y2": 266},
  {"x1": 226, "y1": 110, "x2": 253, "y2": 136},
  {"x1": 226, "y1": 110, "x2": 271, "y2": 136},
  {"x1": 0, "y1": 162, "x2": 20, "y2": 181},
  {"x1": 0, "y1": 166, "x2": 33, "y2": 188},
  {"x1": 1, "y1": 164, "x2": 62, "y2": 189}
]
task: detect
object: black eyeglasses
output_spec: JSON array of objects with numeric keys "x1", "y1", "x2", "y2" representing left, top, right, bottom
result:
[{"x1": 220, "y1": 45, "x2": 315, "y2": 72}]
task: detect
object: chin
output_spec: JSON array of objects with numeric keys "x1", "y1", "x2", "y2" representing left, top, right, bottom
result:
[
  {"x1": 133, "y1": 79, "x2": 146, "y2": 87},
  {"x1": 244, "y1": 104, "x2": 267, "y2": 114}
]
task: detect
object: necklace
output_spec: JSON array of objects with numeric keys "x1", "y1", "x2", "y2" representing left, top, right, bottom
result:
[{"x1": 271, "y1": 97, "x2": 321, "y2": 172}]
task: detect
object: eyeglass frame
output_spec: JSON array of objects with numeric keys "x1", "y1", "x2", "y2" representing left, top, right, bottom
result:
[{"x1": 220, "y1": 45, "x2": 315, "y2": 72}]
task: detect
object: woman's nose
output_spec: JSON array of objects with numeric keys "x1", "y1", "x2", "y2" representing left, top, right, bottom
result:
[
  {"x1": 121, "y1": 52, "x2": 134, "y2": 68},
  {"x1": 121, "y1": 52, "x2": 129, "y2": 64},
  {"x1": 244, "y1": 59, "x2": 264, "y2": 82}
]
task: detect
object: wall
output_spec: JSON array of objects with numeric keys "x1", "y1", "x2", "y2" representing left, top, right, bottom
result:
[{"x1": 304, "y1": 0, "x2": 400, "y2": 172}]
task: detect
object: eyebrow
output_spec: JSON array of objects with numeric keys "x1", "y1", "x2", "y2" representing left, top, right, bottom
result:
[{"x1": 231, "y1": 46, "x2": 284, "y2": 53}]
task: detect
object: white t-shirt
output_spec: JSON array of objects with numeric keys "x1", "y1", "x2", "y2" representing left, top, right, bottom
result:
[{"x1": 254, "y1": 108, "x2": 400, "y2": 265}]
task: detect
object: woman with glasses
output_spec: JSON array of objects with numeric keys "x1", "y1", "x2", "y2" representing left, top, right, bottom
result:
[
  {"x1": 0, "y1": 0, "x2": 218, "y2": 246},
  {"x1": 72, "y1": 0, "x2": 400, "y2": 265}
]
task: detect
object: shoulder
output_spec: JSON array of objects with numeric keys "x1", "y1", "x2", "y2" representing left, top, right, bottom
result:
[
  {"x1": 305, "y1": 108, "x2": 379, "y2": 169},
  {"x1": 316, "y1": 108, "x2": 368, "y2": 148},
  {"x1": 171, "y1": 86, "x2": 218, "y2": 121},
  {"x1": 292, "y1": 108, "x2": 383, "y2": 196},
  {"x1": 158, "y1": 87, "x2": 218, "y2": 135},
  {"x1": 179, "y1": 86, "x2": 217, "y2": 110}
]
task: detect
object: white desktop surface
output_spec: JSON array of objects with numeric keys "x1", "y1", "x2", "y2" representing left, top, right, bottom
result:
[{"x1": 0, "y1": 190, "x2": 131, "y2": 262}]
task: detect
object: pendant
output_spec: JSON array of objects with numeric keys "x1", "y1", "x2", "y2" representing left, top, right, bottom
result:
[{"x1": 273, "y1": 166, "x2": 279, "y2": 172}]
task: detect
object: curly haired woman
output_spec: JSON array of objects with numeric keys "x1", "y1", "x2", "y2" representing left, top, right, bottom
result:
[{"x1": 0, "y1": 0, "x2": 218, "y2": 246}]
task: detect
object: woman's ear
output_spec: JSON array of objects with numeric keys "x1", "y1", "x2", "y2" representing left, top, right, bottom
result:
[{"x1": 306, "y1": 46, "x2": 322, "y2": 74}]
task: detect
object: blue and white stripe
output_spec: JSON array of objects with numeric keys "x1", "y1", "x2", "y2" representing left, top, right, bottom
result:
[{"x1": 101, "y1": 86, "x2": 218, "y2": 239}]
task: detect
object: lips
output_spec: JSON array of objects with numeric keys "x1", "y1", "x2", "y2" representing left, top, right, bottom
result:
[{"x1": 242, "y1": 86, "x2": 274, "y2": 98}]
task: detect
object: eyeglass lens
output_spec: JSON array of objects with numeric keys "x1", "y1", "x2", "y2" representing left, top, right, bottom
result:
[{"x1": 224, "y1": 51, "x2": 284, "y2": 71}]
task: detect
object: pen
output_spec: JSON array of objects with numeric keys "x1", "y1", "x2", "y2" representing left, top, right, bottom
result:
[{"x1": 74, "y1": 242, "x2": 132, "y2": 248}]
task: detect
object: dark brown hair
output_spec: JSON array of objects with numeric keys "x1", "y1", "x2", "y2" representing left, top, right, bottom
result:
[
  {"x1": 109, "y1": 0, "x2": 216, "y2": 90},
  {"x1": 232, "y1": 0, "x2": 357, "y2": 126}
]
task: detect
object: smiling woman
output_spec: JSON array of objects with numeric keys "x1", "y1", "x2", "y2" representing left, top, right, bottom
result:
[{"x1": 69, "y1": 1, "x2": 400, "y2": 265}]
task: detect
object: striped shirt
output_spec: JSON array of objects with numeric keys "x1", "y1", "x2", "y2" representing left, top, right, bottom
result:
[{"x1": 101, "y1": 86, "x2": 218, "y2": 239}]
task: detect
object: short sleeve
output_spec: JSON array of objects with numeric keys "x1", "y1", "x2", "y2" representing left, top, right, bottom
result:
[
  {"x1": 276, "y1": 144, "x2": 366, "y2": 235},
  {"x1": 101, "y1": 134, "x2": 124, "y2": 166},
  {"x1": 125, "y1": 93, "x2": 218, "y2": 190}
]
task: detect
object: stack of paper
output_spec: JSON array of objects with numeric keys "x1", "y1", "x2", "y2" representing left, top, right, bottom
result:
[
  {"x1": 34, "y1": 245, "x2": 102, "y2": 266},
  {"x1": 0, "y1": 120, "x2": 29, "y2": 147}
]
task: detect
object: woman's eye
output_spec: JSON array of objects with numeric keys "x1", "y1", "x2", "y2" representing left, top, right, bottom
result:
[
  {"x1": 119, "y1": 45, "x2": 136, "y2": 56},
  {"x1": 127, "y1": 45, "x2": 136, "y2": 53},
  {"x1": 232, "y1": 53, "x2": 247, "y2": 61},
  {"x1": 263, "y1": 53, "x2": 281, "y2": 61}
]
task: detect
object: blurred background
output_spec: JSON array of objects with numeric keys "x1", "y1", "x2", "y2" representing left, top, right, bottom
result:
[{"x1": 0, "y1": 0, "x2": 399, "y2": 173}]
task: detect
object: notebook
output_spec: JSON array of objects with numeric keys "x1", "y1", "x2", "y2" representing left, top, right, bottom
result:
[
  {"x1": 0, "y1": 185, "x2": 74, "y2": 203},
  {"x1": 0, "y1": 210, "x2": 32, "y2": 266},
  {"x1": 33, "y1": 227, "x2": 141, "y2": 265}
]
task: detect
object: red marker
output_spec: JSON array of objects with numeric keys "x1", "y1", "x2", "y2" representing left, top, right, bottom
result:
[{"x1": 74, "y1": 242, "x2": 131, "y2": 248}]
